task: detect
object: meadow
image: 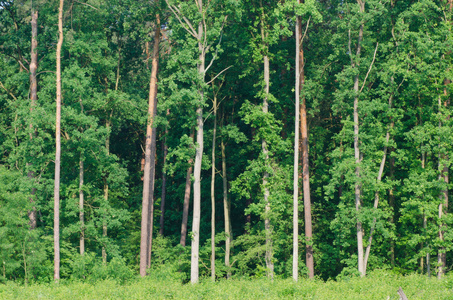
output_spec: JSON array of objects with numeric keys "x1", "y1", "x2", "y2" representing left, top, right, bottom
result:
[{"x1": 1, "y1": 270, "x2": 452, "y2": 300}]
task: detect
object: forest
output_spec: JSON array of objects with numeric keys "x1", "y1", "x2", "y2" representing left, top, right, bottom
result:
[{"x1": 1, "y1": 0, "x2": 453, "y2": 286}]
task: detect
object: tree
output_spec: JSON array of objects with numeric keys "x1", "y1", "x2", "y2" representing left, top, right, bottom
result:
[
  {"x1": 54, "y1": 0, "x2": 64, "y2": 281},
  {"x1": 140, "y1": 13, "x2": 161, "y2": 277}
]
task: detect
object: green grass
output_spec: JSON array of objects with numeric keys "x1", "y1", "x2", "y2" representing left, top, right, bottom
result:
[{"x1": 1, "y1": 270, "x2": 452, "y2": 299}]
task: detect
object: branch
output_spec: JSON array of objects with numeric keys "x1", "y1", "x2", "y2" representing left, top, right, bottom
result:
[
  {"x1": 300, "y1": 16, "x2": 311, "y2": 47},
  {"x1": 206, "y1": 66, "x2": 232, "y2": 85},
  {"x1": 348, "y1": 28, "x2": 353, "y2": 65},
  {"x1": 165, "y1": 0, "x2": 198, "y2": 39},
  {"x1": 205, "y1": 16, "x2": 228, "y2": 73},
  {"x1": 359, "y1": 42, "x2": 379, "y2": 94},
  {"x1": 0, "y1": 80, "x2": 17, "y2": 101},
  {"x1": 73, "y1": 0, "x2": 99, "y2": 10}
]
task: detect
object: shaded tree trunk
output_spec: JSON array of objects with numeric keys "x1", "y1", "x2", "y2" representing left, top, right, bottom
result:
[
  {"x1": 79, "y1": 155, "x2": 85, "y2": 255},
  {"x1": 140, "y1": 16, "x2": 161, "y2": 276},
  {"x1": 210, "y1": 91, "x2": 217, "y2": 281},
  {"x1": 221, "y1": 139, "x2": 232, "y2": 279},
  {"x1": 28, "y1": 9, "x2": 38, "y2": 230},
  {"x1": 180, "y1": 130, "x2": 195, "y2": 247},
  {"x1": 54, "y1": 0, "x2": 64, "y2": 281},
  {"x1": 352, "y1": 0, "x2": 365, "y2": 277},
  {"x1": 437, "y1": 81, "x2": 449, "y2": 278},
  {"x1": 298, "y1": 12, "x2": 314, "y2": 279},
  {"x1": 292, "y1": 10, "x2": 301, "y2": 282}
]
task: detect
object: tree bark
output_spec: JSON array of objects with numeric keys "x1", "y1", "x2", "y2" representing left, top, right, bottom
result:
[
  {"x1": 260, "y1": 2, "x2": 273, "y2": 280},
  {"x1": 353, "y1": 0, "x2": 365, "y2": 277},
  {"x1": 79, "y1": 155, "x2": 85, "y2": 255},
  {"x1": 180, "y1": 131, "x2": 194, "y2": 247},
  {"x1": 102, "y1": 119, "x2": 110, "y2": 265},
  {"x1": 298, "y1": 11, "x2": 314, "y2": 279},
  {"x1": 437, "y1": 81, "x2": 449, "y2": 278},
  {"x1": 221, "y1": 139, "x2": 232, "y2": 279},
  {"x1": 140, "y1": 16, "x2": 161, "y2": 276},
  {"x1": 210, "y1": 91, "x2": 217, "y2": 281},
  {"x1": 293, "y1": 11, "x2": 301, "y2": 282},
  {"x1": 28, "y1": 9, "x2": 38, "y2": 230},
  {"x1": 54, "y1": 0, "x2": 64, "y2": 281}
]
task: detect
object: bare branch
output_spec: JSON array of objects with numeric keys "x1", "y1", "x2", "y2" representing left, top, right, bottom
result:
[
  {"x1": 73, "y1": 0, "x2": 99, "y2": 10},
  {"x1": 0, "y1": 80, "x2": 17, "y2": 100},
  {"x1": 165, "y1": 0, "x2": 198, "y2": 39},
  {"x1": 359, "y1": 42, "x2": 379, "y2": 94},
  {"x1": 348, "y1": 28, "x2": 353, "y2": 65},
  {"x1": 206, "y1": 66, "x2": 232, "y2": 85},
  {"x1": 205, "y1": 16, "x2": 228, "y2": 73},
  {"x1": 300, "y1": 16, "x2": 311, "y2": 47}
]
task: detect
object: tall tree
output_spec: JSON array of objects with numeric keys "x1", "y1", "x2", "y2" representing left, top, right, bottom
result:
[
  {"x1": 140, "y1": 14, "x2": 161, "y2": 277},
  {"x1": 54, "y1": 0, "x2": 64, "y2": 281},
  {"x1": 28, "y1": 7, "x2": 38, "y2": 230}
]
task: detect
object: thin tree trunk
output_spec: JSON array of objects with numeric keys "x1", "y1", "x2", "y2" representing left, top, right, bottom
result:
[
  {"x1": 102, "y1": 119, "x2": 110, "y2": 265},
  {"x1": 54, "y1": 0, "x2": 64, "y2": 281},
  {"x1": 210, "y1": 92, "x2": 217, "y2": 281},
  {"x1": 79, "y1": 155, "x2": 85, "y2": 255},
  {"x1": 353, "y1": 0, "x2": 365, "y2": 277},
  {"x1": 363, "y1": 93, "x2": 393, "y2": 274},
  {"x1": 437, "y1": 82, "x2": 449, "y2": 278},
  {"x1": 140, "y1": 16, "x2": 161, "y2": 276},
  {"x1": 260, "y1": 3, "x2": 273, "y2": 279},
  {"x1": 298, "y1": 13, "x2": 314, "y2": 279},
  {"x1": 159, "y1": 110, "x2": 170, "y2": 236},
  {"x1": 389, "y1": 149, "x2": 395, "y2": 267},
  {"x1": 28, "y1": 9, "x2": 38, "y2": 230},
  {"x1": 221, "y1": 139, "x2": 232, "y2": 279},
  {"x1": 293, "y1": 10, "x2": 301, "y2": 283},
  {"x1": 180, "y1": 130, "x2": 195, "y2": 246},
  {"x1": 191, "y1": 0, "x2": 205, "y2": 282}
]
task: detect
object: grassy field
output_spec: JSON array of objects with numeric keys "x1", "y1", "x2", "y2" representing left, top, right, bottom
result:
[{"x1": 1, "y1": 270, "x2": 452, "y2": 299}]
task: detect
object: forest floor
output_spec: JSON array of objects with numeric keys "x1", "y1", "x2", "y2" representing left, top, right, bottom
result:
[{"x1": 1, "y1": 270, "x2": 452, "y2": 299}]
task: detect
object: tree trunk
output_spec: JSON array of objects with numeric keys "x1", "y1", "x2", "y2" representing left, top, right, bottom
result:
[
  {"x1": 437, "y1": 82, "x2": 449, "y2": 278},
  {"x1": 79, "y1": 155, "x2": 85, "y2": 255},
  {"x1": 260, "y1": 3, "x2": 273, "y2": 280},
  {"x1": 353, "y1": 0, "x2": 365, "y2": 277},
  {"x1": 159, "y1": 110, "x2": 170, "y2": 236},
  {"x1": 298, "y1": 12, "x2": 314, "y2": 279},
  {"x1": 210, "y1": 92, "x2": 217, "y2": 281},
  {"x1": 54, "y1": 0, "x2": 64, "y2": 281},
  {"x1": 293, "y1": 11, "x2": 301, "y2": 282},
  {"x1": 28, "y1": 9, "x2": 38, "y2": 230},
  {"x1": 180, "y1": 131, "x2": 194, "y2": 247},
  {"x1": 363, "y1": 92, "x2": 393, "y2": 274},
  {"x1": 221, "y1": 139, "x2": 232, "y2": 279},
  {"x1": 140, "y1": 16, "x2": 161, "y2": 276},
  {"x1": 102, "y1": 119, "x2": 110, "y2": 265}
]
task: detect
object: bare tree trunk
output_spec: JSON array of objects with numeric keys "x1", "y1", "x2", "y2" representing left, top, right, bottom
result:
[
  {"x1": 54, "y1": 0, "x2": 64, "y2": 281},
  {"x1": 389, "y1": 149, "x2": 395, "y2": 267},
  {"x1": 140, "y1": 16, "x2": 161, "y2": 276},
  {"x1": 191, "y1": 0, "x2": 206, "y2": 282},
  {"x1": 159, "y1": 110, "x2": 170, "y2": 236},
  {"x1": 180, "y1": 131, "x2": 194, "y2": 247},
  {"x1": 292, "y1": 10, "x2": 301, "y2": 283},
  {"x1": 101, "y1": 118, "x2": 111, "y2": 265},
  {"x1": 298, "y1": 14, "x2": 314, "y2": 279},
  {"x1": 363, "y1": 92, "x2": 393, "y2": 274},
  {"x1": 353, "y1": 0, "x2": 365, "y2": 277},
  {"x1": 437, "y1": 82, "x2": 449, "y2": 278},
  {"x1": 221, "y1": 139, "x2": 232, "y2": 279},
  {"x1": 28, "y1": 9, "x2": 38, "y2": 230},
  {"x1": 79, "y1": 155, "x2": 85, "y2": 255},
  {"x1": 210, "y1": 92, "x2": 217, "y2": 281}
]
